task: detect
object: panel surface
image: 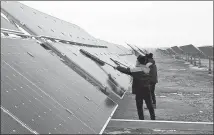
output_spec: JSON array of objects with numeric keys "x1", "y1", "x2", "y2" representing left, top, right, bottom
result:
[
  {"x1": 1, "y1": 1, "x2": 132, "y2": 52},
  {"x1": 1, "y1": 16, "x2": 21, "y2": 31},
  {"x1": 171, "y1": 46, "x2": 184, "y2": 54},
  {"x1": 198, "y1": 46, "x2": 213, "y2": 58},
  {"x1": 49, "y1": 42, "x2": 131, "y2": 98},
  {"x1": 119, "y1": 54, "x2": 137, "y2": 67},
  {"x1": 1, "y1": 1, "x2": 103, "y2": 46},
  {"x1": 1, "y1": 38, "x2": 117, "y2": 134}
]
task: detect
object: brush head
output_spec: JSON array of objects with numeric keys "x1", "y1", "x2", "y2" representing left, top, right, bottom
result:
[
  {"x1": 80, "y1": 49, "x2": 105, "y2": 66},
  {"x1": 108, "y1": 74, "x2": 119, "y2": 86},
  {"x1": 107, "y1": 76, "x2": 123, "y2": 97}
]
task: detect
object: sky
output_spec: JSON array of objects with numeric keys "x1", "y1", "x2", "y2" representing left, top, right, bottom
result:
[{"x1": 20, "y1": 1, "x2": 213, "y2": 48}]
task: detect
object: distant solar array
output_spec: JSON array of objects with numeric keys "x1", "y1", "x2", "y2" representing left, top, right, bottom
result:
[
  {"x1": 179, "y1": 44, "x2": 205, "y2": 57},
  {"x1": 171, "y1": 46, "x2": 184, "y2": 55},
  {"x1": 166, "y1": 48, "x2": 176, "y2": 55},
  {"x1": 198, "y1": 46, "x2": 213, "y2": 58},
  {"x1": 157, "y1": 44, "x2": 213, "y2": 59},
  {"x1": 156, "y1": 44, "x2": 213, "y2": 74}
]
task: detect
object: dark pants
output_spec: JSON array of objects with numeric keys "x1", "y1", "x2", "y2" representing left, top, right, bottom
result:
[
  {"x1": 150, "y1": 82, "x2": 156, "y2": 105},
  {"x1": 135, "y1": 86, "x2": 155, "y2": 120}
]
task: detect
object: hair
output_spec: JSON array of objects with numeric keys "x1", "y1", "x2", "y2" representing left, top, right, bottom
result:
[
  {"x1": 137, "y1": 55, "x2": 147, "y2": 65},
  {"x1": 148, "y1": 53, "x2": 153, "y2": 59}
]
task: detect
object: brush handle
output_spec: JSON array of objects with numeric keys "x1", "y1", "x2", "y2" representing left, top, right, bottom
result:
[
  {"x1": 105, "y1": 62, "x2": 116, "y2": 68},
  {"x1": 134, "y1": 45, "x2": 147, "y2": 55},
  {"x1": 110, "y1": 58, "x2": 128, "y2": 68},
  {"x1": 125, "y1": 42, "x2": 136, "y2": 51}
]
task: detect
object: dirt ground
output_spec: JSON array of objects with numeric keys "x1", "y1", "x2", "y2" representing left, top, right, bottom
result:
[{"x1": 104, "y1": 52, "x2": 213, "y2": 134}]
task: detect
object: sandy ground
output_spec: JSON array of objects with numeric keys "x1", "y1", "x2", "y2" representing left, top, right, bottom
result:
[{"x1": 104, "y1": 52, "x2": 213, "y2": 134}]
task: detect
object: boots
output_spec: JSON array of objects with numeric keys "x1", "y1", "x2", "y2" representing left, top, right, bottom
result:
[{"x1": 151, "y1": 115, "x2": 155, "y2": 120}]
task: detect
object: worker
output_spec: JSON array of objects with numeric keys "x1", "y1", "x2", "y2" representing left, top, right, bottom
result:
[
  {"x1": 114, "y1": 55, "x2": 155, "y2": 120},
  {"x1": 147, "y1": 53, "x2": 158, "y2": 109}
]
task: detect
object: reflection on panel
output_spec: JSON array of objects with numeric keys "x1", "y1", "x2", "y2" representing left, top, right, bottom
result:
[{"x1": 1, "y1": 38, "x2": 117, "y2": 134}]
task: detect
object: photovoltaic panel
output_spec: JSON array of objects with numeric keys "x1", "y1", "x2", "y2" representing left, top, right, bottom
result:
[
  {"x1": 1, "y1": 1, "x2": 103, "y2": 47},
  {"x1": 1, "y1": 37, "x2": 117, "y2": 134},
  {"x1": 1, "y1": 16, "x2": 21, "y2": 32},
  {"x1": 156, "y1": 49, "x2": 166, "y2": 54},
  {"x1": 171, "y1": 46, "x2": 184, "y2": 54},
  {"x1": 179, "y1": 44, "x2": 204, "y2": 57},
  {"x1": 166, "y1": 48, "x2": 176, "y2": 55},
  {"x1": 198, "y1": 46, "x2": 213, "y2": 58},
  {"x1": 49, "y1": 42, "x2": 131, "y2": 99},
  {"x1": 1, "y1": 1, "x2": 130, "y2": 53}
]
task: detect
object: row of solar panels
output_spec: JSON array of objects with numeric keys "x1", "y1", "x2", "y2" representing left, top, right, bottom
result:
[
  {"x1": 1, "y1": 1, "x2": 138, "y2": 134},
  {"x1": 156, "y1": 44, "x2": 213, "y2": 59},
  {"x1": 1, "y1": 1, "x2": 130, "y2": 54}
]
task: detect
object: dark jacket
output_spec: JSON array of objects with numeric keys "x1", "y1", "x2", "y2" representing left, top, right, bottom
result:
[
  {"x1": 116, "y1": 65, "x2": 151, "y2": 94},
  {"x1": 148, "y1": 58, "x2": 158, "y2": 84}
]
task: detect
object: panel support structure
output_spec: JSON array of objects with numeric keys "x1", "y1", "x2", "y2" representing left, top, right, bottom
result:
[{"x1": 108, "y1": 119, "x2": 213, "y2": 131}]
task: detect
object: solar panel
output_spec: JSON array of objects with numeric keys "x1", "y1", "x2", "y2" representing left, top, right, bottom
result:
[
  {"x1": 48, "y1": 42, "x2": 130, "y2": 99},
  {"x1": 1, "y1": 37, "x2": 118, "y2": 134},
  {"x1": 171, "y1": 46, "x2": 184, "y2": 54},
  {"x1": 1, "y1": 1, "x2": 103, "y2": 47},
  {"x1": 1, "y1": 1, "x2": 130, "y2": 53},
  {"x1": 198, "y1": 46, "x2": 213, "y2": 58},
  {"x1": 1, "y1": 16, "x2": 21, "y2": 32},
  {"x1": 166, "y1": 48, "x2": 176, "y2": 55},
  {"x1": 179, "y1": 44, "x2": 204, "y2": 57},
  {"x1": 156, "y1": 49, "x2": 168, "y2": 55}
]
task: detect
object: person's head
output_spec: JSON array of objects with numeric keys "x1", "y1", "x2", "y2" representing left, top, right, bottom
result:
[
  {"x1": 145, "y1": 54, "x2": 149, "y2": 57},
  {"x1": 147, "y1": 53, "x2": 153, "y2": 59},
  {"x1": 137, "y1": 55, "x2": 148, "y2": 65}
]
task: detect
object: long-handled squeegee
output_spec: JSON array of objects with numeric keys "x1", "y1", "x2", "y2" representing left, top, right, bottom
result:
[
  {"x1": 79, "y1": 49, "x2": 122, "y2": 95},
  {"x1": 125, "y1": 42, "x2": 145, "y2": 56},
  {"x1": 79, "y1": 49, "x2": 116, "y2": 68},
  {"x1": 110, "y1": 58, "x2": 129, "y2": 68}
]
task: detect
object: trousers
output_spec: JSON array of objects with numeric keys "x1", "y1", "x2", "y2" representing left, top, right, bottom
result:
[
  {"x1": 135, "y1": 86, "x2": 155, "y2": 120},
  {"x1": 150, "y1": 82, "x2": 156, "y2": 105}
]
